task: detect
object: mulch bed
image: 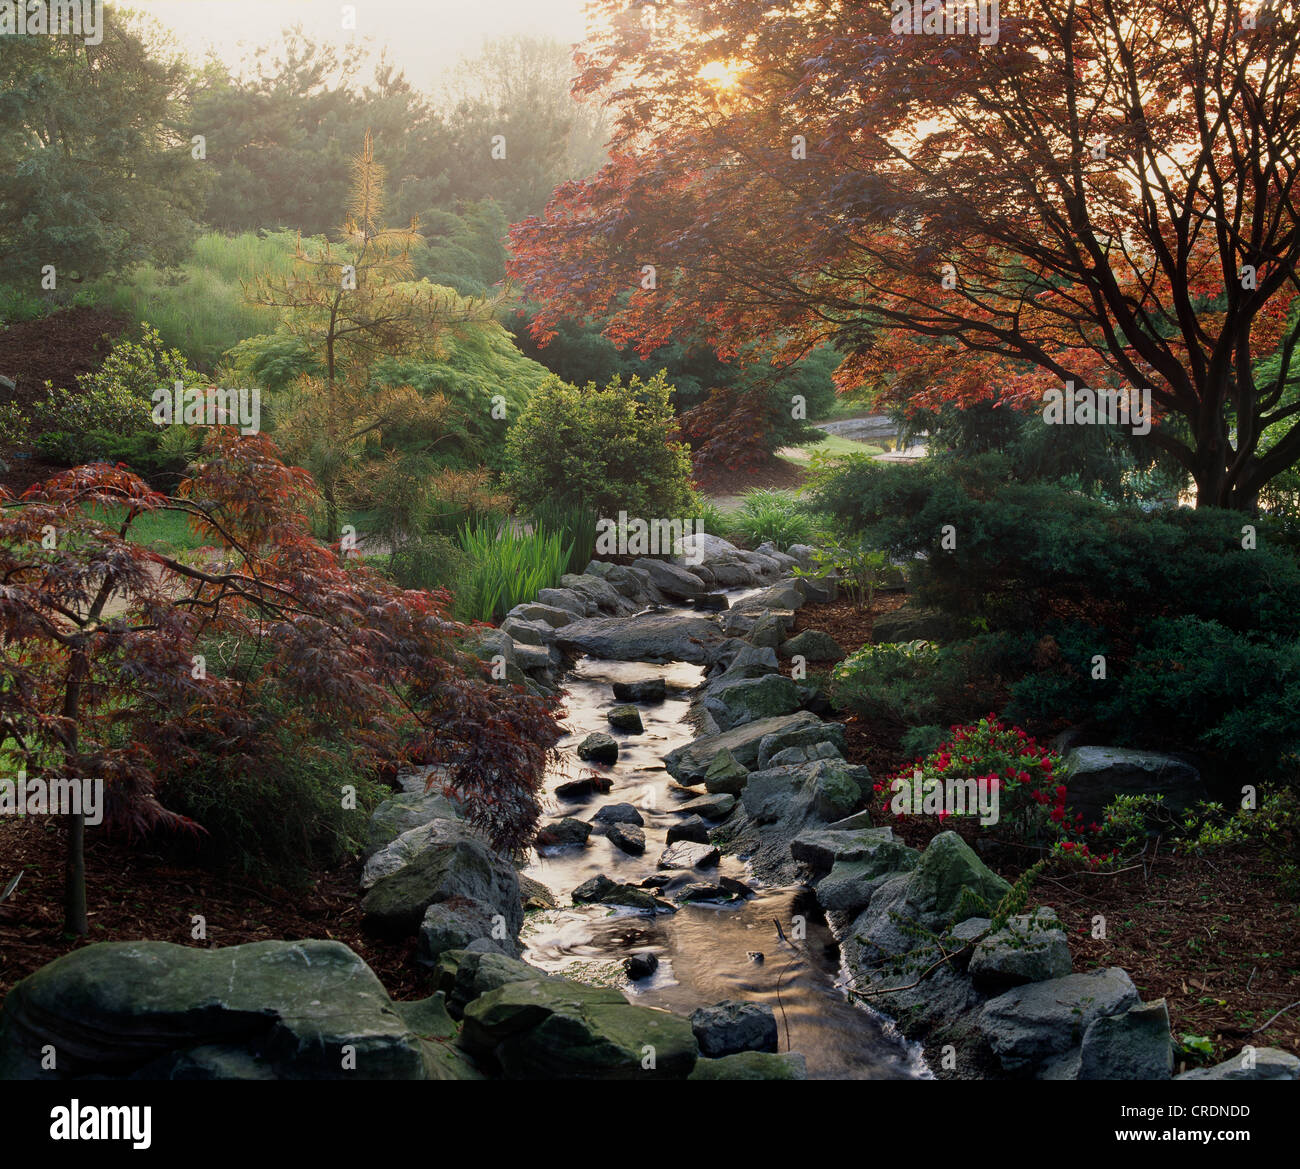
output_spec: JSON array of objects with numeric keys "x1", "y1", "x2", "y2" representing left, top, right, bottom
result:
[
  {"x1": 786, "y1": 594, "x2": 1300, "y2": 1066},
  {"x1": 0, "y1": 306, "x2": 131, "y2": 406},
  {"x1": 0, "y1": 814, "x2": 422, "y2": 1003}
]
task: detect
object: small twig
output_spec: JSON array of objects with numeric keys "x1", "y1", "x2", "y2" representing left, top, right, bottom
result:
[{"x1": 1252, "y1": 999, "x2": 1300, "y2": 1035}]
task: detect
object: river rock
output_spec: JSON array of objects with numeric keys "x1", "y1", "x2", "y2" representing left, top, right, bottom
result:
[
  {"x1": 536, "y1": 817, "x2": 592, "y2": 847},
  {"x1": 572, "y1": 874, "x2": 672, "y2": 912},
  {"x1": 706, "y1": 673, "x2": 803, "y2": 728},
  {"x1": 756, "y1": 720, "x2": 847, "y2": 769},
  {"x1": 606, "y1": 822, "x2": 647, "y2": 855},
  {"x1": 664, "y1": 711, "x2": 827, "y2": 782},
  {"x1": 366, "y1": 788, "x2": 461, "y2": 858},
  {"x1": 733, "y1": 581, "x2": 805, "y2": 613},
  {"x1": 418, "y1": 901, "x2": 516, "y2": 965},
  {"x1": 658, "y1": 841, "x2": 720, "y2": 869},
  {"x1": 815, "y1": 841, "x2": 920, "y2": 912},
  {"x1": 666, "y1": 815, "x2": 711, "y2": 844},
  {"x1": 1061, "y1": 746, "x2": 1205, "y2": 823},
  {"x1": 500, "y1": 616, "x2": 556, "y2": 647},
  {"x1": 607, "y1": 704, "x2": 644, "y2": 733},
  {"x1": 558, "y1": 612, "x2": 726, "y2": 664},
  {"x1": 560, "y1": 572, "x2": 637, "y2": 616},
  {"x1": 535, "y1": 587, "x2": 593, "y2": 617},
  {"x1": 459, "y1": 978, "x2": 698, "y2": 1079},
  {"x1": 791, "y1": 825, "x2": 898, "y2": 872},
  {"x1": 690, "y1": 1001, "x2": 778, "y2": 1057},
  {"x1": 673, "y1": 793, "x2": 736, "y2": 820},
  {"x1": 674, "y1": 881, "x2": 746, "y2": 904},
  {"x1": 360, "y1": 819, "x2": 523, "y2": 942},
  {"x1": 704, "y1": 748, "x2": 750, "y2": 795},
  {"x1": 766, "y1": 740, "x2": 842, "y2": 768},
  {"x1": 630, "y1": 558, "x2": 706, "y2": 600},
  {"x1": 905, "y1": 830, "x2": 1012, "y2": 930},
  {"x1": 746, "y1": 612, "x2": 794, "y2": 648},
  {"x1": 612, "y1": 678, "x2": 667, "y2": 703},
  {"x1": 434, "y1": 950, "x2": 556, "y2": 1020},
  {"x1": 554, "y1": 774, "x2": 613, "y2": 800},
  {"x1": 504, "y1": 602, "x2": 575, "y2": 629},
  {"x1": 688, "y1": 1051, "x2": 808, "y2": 1080},
  {"x1": 576, "y1": 732, "x2": 619, "y2": 764},
  {"x1": 1177, "y1": 1047, "x2": 1300, "y2": 1080},
  {"x1": 592, "y1": 803, "x2": 644, "y2": 827},
  {"x1": 0, "y1": 940, "x2": 431, "y2": 1080},
  {"x1": 713, "y1": 641, "x2": 780, "y2": 676},
  {"x1": 780, "y1": 629, "x2": 844, "y2": 662},
  {"x1": 623, "y1": 952, "x2": 659, "y2": 981},
  {"x1": 968, "y1": 907, "x2": 1072, "y2": 989},
  {"x1": 978, "y1": 968, "x2": 1141, "y2": 1073},
  {"x1": 1078, "y1": 999, "x2": 1173, "y2": 1080},
  {"x1": 694, "y1": 593, "x2": 730, "y2": 611}
]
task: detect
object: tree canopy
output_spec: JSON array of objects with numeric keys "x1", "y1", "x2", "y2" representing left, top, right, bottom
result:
[{"x1": 509, "y1": 0, "x2": 1300, "y2": 508}]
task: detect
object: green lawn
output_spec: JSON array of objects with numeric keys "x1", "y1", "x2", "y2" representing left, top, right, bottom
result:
[{"x1": 779, "y1": 433, "x2": 886, "y2": 466}]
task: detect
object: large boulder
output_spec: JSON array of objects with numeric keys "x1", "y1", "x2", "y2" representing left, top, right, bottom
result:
[
  {"x1": 365, "y1": 788, "x2": 461, "y2": 858},
  {"x1": 706, "y1": 673, "x2": 803, "y2": 728},
  {"x1": 968, "y1": 908, "x2": 1073, "y2": 989},
  {"x1": 1078, "y1": 999, "x2": 1173, "y2": 1080},
  {"x1": 815, "y1": 841, "x2": 921, "y2": 913},
  {"x1": 690, "y1": 1001, "x2": 778, "y2": 1057},
  {"x1": 557, "y1": 612, "x2": 726, "y2": 664},
  {"x1": 630, "y1": 558, "x2": 706, "y2": 600},
  {"x1": 780, "y1": 629, "x2": 844, "y2": 662},
  {"x1": 560, "y1": 573, "x2": 637, "y2": 616},
  {"x1": 905, "y1": 830, "x2": 1012, "y2": 930},
  {"x1": 0, "y1": 940, "x2": 433, "y2": 1080},
  {"x1": 664, "y1": 711, "x2": 828, "y2": 783},
  {"x1": 504, "y1": 602, "x2": 575, "y2": 629},
  {"x1": 1061, "y1": 747, "x2": 1205, "y2": 823},
  {"x1": 756, "y1": 721, "x2": 847, "y2": 769},
  {"x1": 978, "y1": 968, "x2": 1141, "y2": 1073},
  {"x1": 418, "y1": 902, "x2": 514, "y2": 966},
  {"x1": 535, "y1": 587, "x2": 593, "y2": 618},
  {"x1": 433, "y1": 950, "x2": 556, "y2": 1020},
  {"x1": 703, "y1": 748, "x2": 750, "y2": 795},
  {"x1": 459, "y1": 979, "x2": 699, "y2": 1079},
  {"x1": 360, "y1": 820, "x2": 523, "y2": 944}
]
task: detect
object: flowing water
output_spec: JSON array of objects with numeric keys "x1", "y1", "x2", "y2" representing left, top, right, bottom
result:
[{"x1": 520, "y1": 627, "x2": 928, "y2": 1079}]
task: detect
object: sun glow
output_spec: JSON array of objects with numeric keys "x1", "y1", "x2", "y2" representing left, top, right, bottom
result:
[{"x1": 698, "y1": 59, "x2": 745, "y2": 90}]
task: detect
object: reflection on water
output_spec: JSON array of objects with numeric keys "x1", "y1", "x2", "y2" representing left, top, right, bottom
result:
[{"x1": 521, "y1": 652, "x2": 928, "y2": 1080}]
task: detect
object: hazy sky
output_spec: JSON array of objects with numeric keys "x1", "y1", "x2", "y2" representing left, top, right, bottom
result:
[{"x1": 129, "y1": 0, "x2": 592, "y2": 87}]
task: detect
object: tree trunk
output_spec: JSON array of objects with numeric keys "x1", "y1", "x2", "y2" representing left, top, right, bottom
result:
[{"x1": 64, "y1": 810, "x2": 87, "y2": 936}]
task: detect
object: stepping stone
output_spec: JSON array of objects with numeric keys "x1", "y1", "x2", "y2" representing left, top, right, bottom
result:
[
  {"x1": 536, "y1": 818, "x2": 591, "y2": 847},
  {"x1": 607, "y1": 705, "x2": 644, "y2": 733},
  {"x1": 612, "y1": 678, "x2": 667, "y2": 703},
  {"x1": 592, "y1": 803, "x2": 644, "y2": 827},
  {"x1": 666, "y1": 815, "x2": 710, "y2": 845},
  {"x1": 623, "y1": 952, "x2": 659, "y2": 980}
]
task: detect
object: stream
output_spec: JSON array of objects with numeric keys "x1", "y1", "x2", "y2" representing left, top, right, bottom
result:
[{"x1": 521, "y1": 601, "x2": 929, "y2": 1080}]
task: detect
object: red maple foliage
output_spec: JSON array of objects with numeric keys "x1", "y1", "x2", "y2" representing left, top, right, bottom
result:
[
  {"x1": 511, "y1": 0, "x2": 1300, "y2": 508},
  {"x1": 0, "y1": 432, "x2": 563, "y2": 934}
]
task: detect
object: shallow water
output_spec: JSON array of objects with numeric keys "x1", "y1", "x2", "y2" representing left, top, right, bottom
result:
[{"x1": 521, "y1": 648, "x2": 928, "y2": 1079}]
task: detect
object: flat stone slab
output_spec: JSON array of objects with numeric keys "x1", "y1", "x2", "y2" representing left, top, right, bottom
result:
[
  {"x1": 657, "y1": 841, "x2": 721, "y2": 870},
  {"x1": 557, "y1": 612, "x2": 725, "y2": 663}
]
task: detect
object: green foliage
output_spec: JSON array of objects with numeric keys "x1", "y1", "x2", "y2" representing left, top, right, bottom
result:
[
  {"x1": 504, "y1": 371, "x2": 695, "y2": 519},
  {"x1": 531, "y1": 499, "x2": 600, "y2": 575},
  {"x1": 725, "y1": 489, "x2": 819, "y2": 550},
  {"x1": 0, "y1": 11, "x2": 207, "y2": 285},
  {"x1": 899, "y1": 724, "x2": 948, "y2": 759},
  {"x1": 830, "y1": 640, "x2": 958, "y2": 725},
  {"x1": 156, "y1": 686, "x2": 386, "y2": 884},
  {"x1": 389, "y1": 533, "x2": 474, "y2": 595},
  {"x1": 794, "y1": 531, "x2": 887, "y2": 609},
  {"x1": 455, "y1": 520, "x2": 572, "y2": 623},
  {"x1": 87, "y1": 232, "x2": 297, "y2": 368}
]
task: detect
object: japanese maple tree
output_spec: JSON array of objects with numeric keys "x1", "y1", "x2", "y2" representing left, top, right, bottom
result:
[
  {"x1": 0, "y1": 432, "x2": 562, "y2": 936},
  {"x1": 510, "y1": 0, "x2": 1300, "y2": 509}
]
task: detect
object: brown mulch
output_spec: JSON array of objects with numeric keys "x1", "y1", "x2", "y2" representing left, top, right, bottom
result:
[
  {"x1": 0, "y1": 306, "x2": 131, "y2": 406},
  {"x1": 695, "y1": 455, "x2": 808, "y2": 500},
  {"x1": 0, "y1": 813, "x2": 422, "y2": 1004},
  {"x1": 785, "y1": 594, "x2": 1300, "y2": 1065}
]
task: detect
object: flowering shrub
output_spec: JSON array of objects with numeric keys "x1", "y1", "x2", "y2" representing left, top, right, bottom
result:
[{"x1": 874, "y1": 715, "x2": 1110, "y2": 865}]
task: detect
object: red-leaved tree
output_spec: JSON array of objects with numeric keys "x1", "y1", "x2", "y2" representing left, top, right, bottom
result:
[
  {"x1": 511, "y1": 0, "x2": 1300, "y2": 509},
  {"x1": 0, "y1": 431, "x2": 562, "y2": 935}
]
